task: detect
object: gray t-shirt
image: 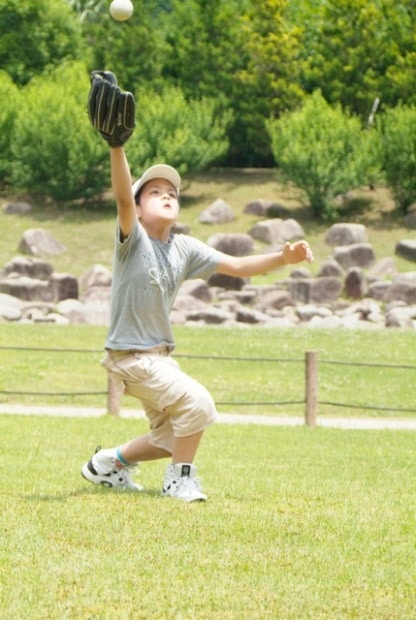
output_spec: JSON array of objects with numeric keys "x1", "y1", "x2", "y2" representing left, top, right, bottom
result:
[{"x1": 105, "y1": 220, "x2": 221, "y2": 351}]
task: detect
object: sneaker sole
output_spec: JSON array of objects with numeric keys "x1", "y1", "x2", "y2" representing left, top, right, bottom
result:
[
  {"x1": 81, "y1": 460, "x2": 113, "y2": 487},
  {"x1": 81, "y1": 460, "x2": 144, "y2": 491}
]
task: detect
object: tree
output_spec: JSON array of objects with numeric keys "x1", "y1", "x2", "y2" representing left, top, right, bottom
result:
[
  {"x1": 162, "y1": 0, "x2": 252, "y2": 165},
  {"x1": 234, "y1": 0, "x2": 304, "y2": 166},
  {"x1": 267, "y1": 91, "x2": 382, "y2": 219},
  {"x1": 10, "y1": 61, "x2": 109, "y2": 201},
  {"x1": 299, "y1": 0, "x2": 416, "y2": 120},
  {"x1": 378, "y1": 104, "x2": 416, "y2": 213},
  {"x1": 127, "y1": 86, "x2": 233, "y2": 177},
  {"x1": 0, "y1": 0, "x2": 84, "y2": 86},
  {"x1": 76, "y1": 0, "x2": 167, "y2": 93},
  {"x1": 0, "y1": 71, "x2": 21, "y2": 185}
]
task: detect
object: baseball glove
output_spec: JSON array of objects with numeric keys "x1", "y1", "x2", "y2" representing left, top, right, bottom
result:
[{"x1": 87, "y1": 70, "x2": 135, "y2": 147}]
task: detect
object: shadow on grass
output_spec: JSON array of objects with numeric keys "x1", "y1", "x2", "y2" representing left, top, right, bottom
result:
[{"x1": 23, "y1": 486, "x2": 161, "y2": 502}]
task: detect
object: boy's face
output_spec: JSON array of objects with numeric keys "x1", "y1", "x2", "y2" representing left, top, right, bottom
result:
[{"x1": 136, "y1": 178, "x2": 180, "y2": 225}]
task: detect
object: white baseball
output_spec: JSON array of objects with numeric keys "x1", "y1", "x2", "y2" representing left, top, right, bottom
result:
[{"x1": 109, "y1": 0, "x2": 134, "y2": 21}]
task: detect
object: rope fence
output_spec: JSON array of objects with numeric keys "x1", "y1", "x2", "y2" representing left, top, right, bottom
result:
[{"x1": 1, "y1": 346, "x2": 416, "y2": 427}]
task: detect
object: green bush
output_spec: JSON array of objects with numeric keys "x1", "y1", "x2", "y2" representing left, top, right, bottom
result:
[
  {"x1": 0, "y1": 71, "x2": 21, "y2": 185},
  {"x1": 10, "y1": 61, "x2": 109, "y2": 202},
  {"x1": 267, "y1": 91, "x2": 382, "y2": 219},
  {"x1": 0, "y1": 0, "x2": 84, "y2": 86},
  {"x1": 126, "y1": 85, "x2": 233, "y2": 177},
  {"x1": 378, "y1": 104, "x2": 416, "y2": 213}
]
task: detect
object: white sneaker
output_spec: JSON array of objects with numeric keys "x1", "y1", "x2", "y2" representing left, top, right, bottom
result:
[
  {"x1": 81, "y1": 446, "x2": 144, "y2": 492},
  {"x1": 162, "y1": 463, "x2": 207, "y2": 502}
]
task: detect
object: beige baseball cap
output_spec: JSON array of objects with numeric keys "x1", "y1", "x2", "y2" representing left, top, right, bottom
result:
[{"x1": 132, "y1": 164, "x2": 181, "y2": 200}]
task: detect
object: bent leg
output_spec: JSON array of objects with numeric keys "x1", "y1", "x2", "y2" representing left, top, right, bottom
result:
[
  {"x1": 172, "y1": 430, "x2": 204, "y2": 464},
  {"x1": 119, "y1": 433, "x2": 171, "y2": 463}
]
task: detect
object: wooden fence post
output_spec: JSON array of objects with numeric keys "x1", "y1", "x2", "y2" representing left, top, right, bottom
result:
[
  {"x1": 107, "y1": 375, "x2": 121, "y2": 416},
  {"x1": 305, "y1": 350, "x2": 318, "y2": 427}
]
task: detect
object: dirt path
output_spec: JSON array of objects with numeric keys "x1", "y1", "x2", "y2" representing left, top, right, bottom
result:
[{"x1": 1, "y1": 404, "x2": 416, "y2": 430}]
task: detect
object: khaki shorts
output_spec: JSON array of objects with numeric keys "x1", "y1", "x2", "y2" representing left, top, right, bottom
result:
[{"x1": 101, "y1": 349, "x2": 218, "y2": 452}]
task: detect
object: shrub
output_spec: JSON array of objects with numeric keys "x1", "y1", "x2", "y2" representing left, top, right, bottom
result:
[
  {"x1": 0, "y1": 0, "x2": 84, "y2": 86},
  {"x1": 10, "y1": 61, "x2": 109, "y2": 202},
  {"x1": 126, "y1": 85, "x2": 233, "y2": 178},
  {"x1": 378, "y1": 104, "x2": 416, "y2": 213},
  {"x1": 0, "y1": 71, "x2": 21, "y2": 185},
  {"x1": 267, "y1": 91, "x2": 382, "y2": 219}
]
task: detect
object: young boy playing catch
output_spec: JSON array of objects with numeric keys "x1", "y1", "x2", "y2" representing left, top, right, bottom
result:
[{"x1": 81, "y1": 72, "x2": 314, "y2": 502}]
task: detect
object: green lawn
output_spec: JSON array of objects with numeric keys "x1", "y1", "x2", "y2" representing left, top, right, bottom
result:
[
  {"x1": 0, "y1": 324, "x2": 415, "y2": 419},
  {"x1": 0, "y1": 414, "x2": 415, "y2": 619},
  {"x1": 0, "y1": 169, "x2": 414, "y2": 285}
]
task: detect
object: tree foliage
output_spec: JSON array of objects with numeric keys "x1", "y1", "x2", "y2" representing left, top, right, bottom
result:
[
  {"x1": 0, "y1": 0, "x2": 84, "y2": 86},
  {"x1": 300, "y1": 0, "x2": 416, "y2": 120},
  {"x1": 1, "y1": 0, "x2": 416, "y2": 205},
  {"x1": 378, "y1": 104, "x2": 416, "y2": 213},
  {"x1": 10, "y1": 61, "x2": 109, "y2": 201},
  {"x1": 0, "y1": 71, "x2": 21, "y2": 185},
  {"x1": 127, "y1": 86, "x2": 233, "y2": 177},
  {"x1": 267, "y1": 92, "x2": 382, "y2": 219}
]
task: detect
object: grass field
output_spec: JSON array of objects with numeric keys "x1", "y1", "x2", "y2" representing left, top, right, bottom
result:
[
  {"x1": 0, "y1": 324, "x2": 415, "y2": 419},
  {"x1": 0, "y1": 169, "x2": 414, "y2": 285},
  {"x1": 1, "y1": 170, "x2": 416, "y2": 618},
  {"x1": 0, "y1": 414, "x2": 415, "y2": 619}
]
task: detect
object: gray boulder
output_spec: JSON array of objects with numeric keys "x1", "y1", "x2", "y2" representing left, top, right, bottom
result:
[
  {"x1": 332, "y1": 243, "x2": 375, "y2": 269},
  {"x1": 3, "y1": 201, "x2": 32, "y2": 215},
  {"x1": 288, "y1": 277, "x2": 343, "y2": 304},
  {"x1": 325, "y1": 223, "x2": 368, "y2": 246},
  {"x1": 18, "y1": 229, "x2": 66, "y2": 256},
  {"x1": 395, "y1": 239, "x2": 416, "y2": 262},
  {"x1": 344, "y1": 267, "x2": 367, "y2": 299},
  {"x1": 3, "y1": 256, "x2": 53, "y2": 280},
  {"x1": 317, "y1": 259, "x2": 345, "y2": 278},
  {"x1": 199, "y1": 199, "x2": 235, "y2": 224},
  {"x1": 207, "y1": 233, "x2": 254, "y2": 256},
  {"x1": 248, "y1": 219, "x2": 304, "y2": 245}
]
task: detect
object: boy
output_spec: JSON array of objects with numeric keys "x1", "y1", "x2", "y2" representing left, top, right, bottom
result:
[{"x1": 81, "y1": 72, "x2": 313, "y2": 502}]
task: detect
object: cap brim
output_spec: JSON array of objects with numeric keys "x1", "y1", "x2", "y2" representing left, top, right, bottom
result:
[{"x1": 132, "y1": 164, "x2": 181, "y2": 199}]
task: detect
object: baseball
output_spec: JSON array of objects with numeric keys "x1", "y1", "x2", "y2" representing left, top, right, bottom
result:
[{"x1": 109, "y1": 0, "x2": 134, "y2": 21}]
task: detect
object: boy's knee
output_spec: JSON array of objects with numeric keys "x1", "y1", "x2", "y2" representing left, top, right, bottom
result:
[{"x1": 172, "y1": 386, "x2": 218, "y2": 436}]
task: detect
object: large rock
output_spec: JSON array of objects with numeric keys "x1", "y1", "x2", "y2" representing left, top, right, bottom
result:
[
  {"x1": 367, "y1": 257, "x2": 398, "y2": 281},
  {"x1": 177, "y1": 279, "x2": 213, "y2": 302},
  {"x1": 0, "y1": 275, "x2": 54, "y2": 301},
  {"x1": 199, "y1": 199, "x2": 235, "y2": 224},
  {"x1": 255, "y1": 287, "x2": 294, "y2": 310},
  {"x1": 332, "y1": 243, "x2": 375, "y2": 269},
  {"x1": 385, "y1": 303, "x2": 416, "y2": 328},
  {"x1": 243, "y1": 199, "x2": 289, "y2": 218},
  {"x1": 18, "y1": 229, "x2": 66, "y2": 256},
  {"x1": 317, "y1": 259, "x2": 345, "y2": 278},
  {"x1": 248, "y1": 219, "x2": 304, "y2": 245},
  {"x1": 3, "y1": 256, "x2": 53, "y2": 279},
  {"x1": 288, "y1": 277, "x2": 343, "y2": 304},
  {"x1": 344, "y1": 267, "x2": 367, "y2": 299},
  {"x1": 50, "y1": 273, "x2": 79, "y2": 301},
  {"x1": 208, "y1": 272, "x2": 247, "y2": 291},
  {"x1": 79, "y1": 264, "x2": 112, "y2": 291},
  {"x1": 186, "y1": 306, "x2": 234, "y2": 324},
  {"x1": 395, "y1": 239, "x2": 416, "y2": 262},
  {"x1": 3, "y1": 201, "x2": 32, "y2": 215},
  {"x1": 207, "y1": 233, "x2": 254, "y2": 256},
  {"x1": 0, "y1": 293, "x2": 23, "y2": 321},
  {"x1": 325, "y1": 223, "x2": 368, "y2": 246},
  {"x1": 384, "y1": 279, "x2": 416, "y2": 304}
]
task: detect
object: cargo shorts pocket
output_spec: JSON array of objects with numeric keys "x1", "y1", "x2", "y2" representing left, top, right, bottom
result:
[{"x1": 100, "y1": 351, "x2": 152, "y2": 382}]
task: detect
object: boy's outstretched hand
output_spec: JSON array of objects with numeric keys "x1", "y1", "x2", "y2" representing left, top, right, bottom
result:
[{"x1": 282, "y1": 240, "x2": 314, "y2": 265}]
